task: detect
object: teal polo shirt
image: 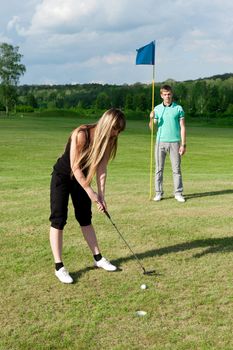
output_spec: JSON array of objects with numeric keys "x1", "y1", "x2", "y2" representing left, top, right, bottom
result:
[{"x1": 154, "y1": 102, "x2": 184, "y2": 142}]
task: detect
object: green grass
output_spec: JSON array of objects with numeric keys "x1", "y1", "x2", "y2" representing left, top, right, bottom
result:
[{"x1": 1, "y1": 114, "x2": 233, "y2": 350}]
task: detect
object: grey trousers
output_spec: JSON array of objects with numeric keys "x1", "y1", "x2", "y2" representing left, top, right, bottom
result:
[{"x1": 155, "y1": 142, "x2": 183, "y2": 195}]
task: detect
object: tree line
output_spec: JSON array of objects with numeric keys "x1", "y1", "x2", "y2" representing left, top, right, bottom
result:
[
  {"x1": 14, "y1": 75, "x2": 233, "y2": 120},
  {"x1": 1, "y1": 42, "x2": 233, "y2": 120}
]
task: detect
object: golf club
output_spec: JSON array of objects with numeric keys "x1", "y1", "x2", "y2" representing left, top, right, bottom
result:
[{"x1": 104, "y1": 210, "x2": 156, "y2": 276}]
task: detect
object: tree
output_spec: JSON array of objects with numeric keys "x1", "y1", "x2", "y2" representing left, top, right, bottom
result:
[
  {"x1": 125, "y1": 93, "x2": 134, "y2": 110},
  {"x1": 191, "y1": 81, "x2": 207, "y2": 116},
  {"x1": 0, "y1": 43, "x2": 26, "y2": 115},
  {"x1": 95, "y1": 92, "x2": 111, "y2": 109},
  {"x1": 134, "y1": 93, "x2": 148, "y2": 111},
  {"x1": 26, "y1": 93, "x2": 38, "y2": 108},
  {"x1": 206, "y1": 85, "x2": 219, "y2": 114}
]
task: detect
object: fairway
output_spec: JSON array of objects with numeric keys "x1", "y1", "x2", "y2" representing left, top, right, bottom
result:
[{"x1": 1, "y1": 114, "x2": 233, "y2": 350}]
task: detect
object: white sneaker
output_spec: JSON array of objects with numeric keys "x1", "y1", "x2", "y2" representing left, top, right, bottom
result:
[
  {"x1": 94, "y1": 257, "x2": 117, "y2": 271},
  {"x1": 55, "y1": 267, "x2": 73, "y2": 284},
  {"x1": 153, "y1": 194, "x2": 162, "y2": 201},
  {"x1": 175, "y1": 194, "x2": 185, "y2": 203}
]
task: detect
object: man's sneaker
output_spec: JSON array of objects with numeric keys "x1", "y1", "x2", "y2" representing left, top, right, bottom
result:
[
  {"x1": 175, "y1": 194, "x2": 185, "y2": 203},
  {"x1": 94, "y1": 257, "x2": 117, "y2": 271},
  {"x1": 55, "y1": 267, "x2": 73, "y2": 284},
  {"x1": 153, "y1": 194, "x2": 163, "y2": 201}
]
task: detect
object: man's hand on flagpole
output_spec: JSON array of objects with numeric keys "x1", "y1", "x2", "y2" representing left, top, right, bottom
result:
[{"x1": 149, "y1": 111, "x2": 154, "y2": 130}]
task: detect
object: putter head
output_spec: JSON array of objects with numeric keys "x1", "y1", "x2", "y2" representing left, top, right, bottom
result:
[{"x1": 143, "y1": 269, "x2": 157, "y2": 276}]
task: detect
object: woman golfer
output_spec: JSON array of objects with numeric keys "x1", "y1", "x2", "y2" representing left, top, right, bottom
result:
[{"x1": 49, "y1": 108, "x2": 126, "y2": 283}]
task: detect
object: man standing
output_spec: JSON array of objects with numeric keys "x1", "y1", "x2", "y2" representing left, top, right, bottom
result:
[{"x1": 149, "y1": 84, "x2": 186, "y2": 202}]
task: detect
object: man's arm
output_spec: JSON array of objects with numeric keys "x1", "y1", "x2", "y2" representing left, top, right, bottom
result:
[{"x1": 179, "y1": 118, "x2": 186, "y2": 155}]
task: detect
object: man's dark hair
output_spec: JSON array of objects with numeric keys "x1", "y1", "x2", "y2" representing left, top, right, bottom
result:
[{"x1": 160, "y1": 85, "x2": 173, "y2": 93}]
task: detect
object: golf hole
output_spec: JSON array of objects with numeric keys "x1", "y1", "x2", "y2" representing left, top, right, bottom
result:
[{"x1": 136, "y1": 310, "x2": 147, "y2": 317}]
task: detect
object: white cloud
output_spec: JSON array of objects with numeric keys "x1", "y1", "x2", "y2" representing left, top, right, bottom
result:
[
  {"x1": 7, "y1": 16, "x2": 20, "y2": 30},
  {"x1": 11, "y1": 0, "x2": 164, "y2": 37},
  {"x1": 82, "y1": 53, "x2": 133, "y2": 67},
  {"x1": 102, "y1": 53, "x2": 133, "y2": 65},
  {"x1": 25, "y1": 0, "x2": 97, "y2": 35}
]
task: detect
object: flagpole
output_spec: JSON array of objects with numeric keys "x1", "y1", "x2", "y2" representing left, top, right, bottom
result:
[
  {"x1": 135, "y1": 40, "x2": 156, "y2": 200},
  {"x1": 149, "y1": 63, "x2": 155, "y2": 200}
]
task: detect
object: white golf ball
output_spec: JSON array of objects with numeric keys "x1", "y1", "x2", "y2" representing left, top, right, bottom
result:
[{"x1": 140, "y1": 284, "x2": 147, "y2": 290}]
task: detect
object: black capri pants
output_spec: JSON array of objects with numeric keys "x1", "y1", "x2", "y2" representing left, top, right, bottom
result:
[{"x1": 49, "y1": 171, "x2": 92, "y2": 230}]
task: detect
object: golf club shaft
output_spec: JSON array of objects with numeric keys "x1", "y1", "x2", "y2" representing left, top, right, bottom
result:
[{"x1": 104, "y1": 210, "x2": 146, "y2": 273}]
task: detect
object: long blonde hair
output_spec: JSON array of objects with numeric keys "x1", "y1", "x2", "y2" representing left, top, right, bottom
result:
[{"x1": 72, "y1": 108, "x2": 125, "y2": 185}]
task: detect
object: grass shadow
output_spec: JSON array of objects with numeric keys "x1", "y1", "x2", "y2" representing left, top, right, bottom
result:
[
  {"x1": 164, "y1": 189, "x2": 233, "y2": 201},
  {"x1": 70, "y1": 266, "x2": 96, "y2": 283},
  {"x1": 70, "y1": 265, "x2": 123, "y2": 284},
  {"x1": 111, "y1": 236, "x2": 233, "y2": 266},
  {"x1": 185, "y1": 189, "x2": 233, "y2": 199},
  {"x1": 70, "y1": 237, "x2": 233, "y2": 280}
]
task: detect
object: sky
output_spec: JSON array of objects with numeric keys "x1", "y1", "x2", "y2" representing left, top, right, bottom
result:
[{"x1": 1, "y1": 0, "x2": 233, "y2": 85}]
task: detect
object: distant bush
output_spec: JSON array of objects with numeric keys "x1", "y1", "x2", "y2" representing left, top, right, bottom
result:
[
  {"x1": 124, "y1": 109, "x2": 149, "y2": 120},
  {"x1": 33, "y1": 108, "x2": 151, "y2": 121},
  {"x1": 16, "y1": 105, "x2": 34, "y2": 113},
  {"x1": 34, "y1": 109, "x2": 82, "y2": 118}
]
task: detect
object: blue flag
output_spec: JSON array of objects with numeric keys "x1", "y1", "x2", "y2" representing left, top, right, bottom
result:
[{"x1": 136, "y1": 41, "x2": 155, "y2": 65}]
